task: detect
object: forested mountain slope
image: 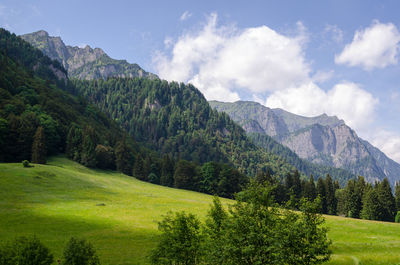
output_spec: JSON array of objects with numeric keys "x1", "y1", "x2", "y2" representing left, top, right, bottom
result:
[
  {"x1": 210, "y1": 100, "x2": 400, "y2": 185},
  {"x1": 72, "y1": 78, "x2": 296, "y2": 178}
]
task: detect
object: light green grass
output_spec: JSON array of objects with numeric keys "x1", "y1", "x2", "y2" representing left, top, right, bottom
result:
[{"x1": 0, "y1": 156, "x2": 399, "y2": 265}]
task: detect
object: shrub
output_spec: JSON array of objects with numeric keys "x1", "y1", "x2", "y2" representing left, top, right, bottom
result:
[
  {"x1": 62, "y1": 237, "x2": 100, "y2": 265},
  {"x1": 395, "y1": 211, "x2": 400, "y2": 223},
  {"x1": 22, "y1": 160, "x2": 30, "y2": 167},
  {"x1": 0, "y1": 236, "x2": 53, "y2": 265}
]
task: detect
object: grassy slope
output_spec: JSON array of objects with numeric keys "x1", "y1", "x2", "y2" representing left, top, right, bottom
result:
[{"x1": 0, "y1": 157, "x2": 399, "y2": 265}]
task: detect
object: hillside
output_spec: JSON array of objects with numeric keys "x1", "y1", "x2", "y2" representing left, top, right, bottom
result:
[
  {"x1": 71, "y1": 78, "x2": 296, "y2": 178},
  {"x1": 0, "y1": 28, "x2": 128, "y2": 162},
  {"x1": 0, "y1": 157, "x2": 400, "y2": 265},
  {"x1": 210, "y1": 100, "x2": 400, "y2": 185},
  {"x1": 21, "y1": 30, "x2": 157, "y2": 80}
]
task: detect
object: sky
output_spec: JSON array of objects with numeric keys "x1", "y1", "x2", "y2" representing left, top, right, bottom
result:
[{"x1": 1, "y1": 0, "x2": 400, "y2": 163}]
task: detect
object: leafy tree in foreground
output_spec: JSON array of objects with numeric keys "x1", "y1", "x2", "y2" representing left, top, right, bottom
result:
[
  {"x1": 0, "y1": 236, "x2": 53, "y2": 265},
  {"x1": 150, "y1": 212, "x2": 203, "y2": 265},
  {"x1": 151, "y1": 181, "x2": 331, "y2": 265},
  {"x1": 62, "y1": 237, "x2": 100, "y2": 265}
]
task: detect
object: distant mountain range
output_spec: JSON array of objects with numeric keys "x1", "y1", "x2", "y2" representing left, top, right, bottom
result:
[
  {"x1": 210, "y1": 101, "x2": 400, "y2": 185},
  {"x1": 21, "y1": 30, "x2": 157, "y2": 80}
]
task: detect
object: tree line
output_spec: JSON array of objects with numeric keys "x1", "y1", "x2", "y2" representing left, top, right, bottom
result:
[
  {"x1": 0, "y1": 236, "x2": 100, "y2": 265},
  {"x1": 150, "y1": 181, "x2": 331, "y2": 265},
  {"x1": 256, "y1": 169, "x2": 400, "y2": 222}
]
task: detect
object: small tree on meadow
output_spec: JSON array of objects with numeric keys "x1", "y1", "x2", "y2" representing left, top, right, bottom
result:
[{"x1": 62, "y1": 237, "x2": 100, "y2": 265}]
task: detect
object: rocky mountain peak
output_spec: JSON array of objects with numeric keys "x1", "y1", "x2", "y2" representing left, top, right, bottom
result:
[{"x1": 21, "y1": 30, "x2": 157, "y2": 80}]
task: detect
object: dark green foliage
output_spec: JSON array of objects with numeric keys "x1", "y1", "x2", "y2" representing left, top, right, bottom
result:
[
  {"x1": 317, "y1": 177, "x2": 327, "y2": 214},
  {"x1": 174, "y1": 160, "x2": 198, "y2": 190},
  {"x1": 72, "y1": 78, "x2": 296, "y2": 179},
  {"x1": 152, "y1": 183, "x2": 332, "y2": 265},
  {"x1": 375, "y1": 178, "x2": 396, "y2": 221},
  {"x1": 114, "y1": 137, "x2": 135, "y2": 175},
  {"x1": 395, "y1": 182, "x2": 400, "y2": 212},
  {"x1": 0, "y1": 236, "x2": 53, "y2": 265},
  {"x1": 66, "y1": 124, "x2": 83, "y2": 161},
  {"x1": 0, "y1": 28, "x2": 126, "y2": 165},
  {"x1": 62, "y1": 237, "x2": 100, "y2": 265},
  {"x1": 22, "y1": 160, "x2": 30, "y2": 167},
  {"x1": 150, "y1": 212, "x2": 203, "y2": 265},
  {"x1": 80, "y1": 126, "x2": 98, "y2": 168},
  {"x1": 325, "y1": 175, "x2": 337, "y2": 215},
  {"x1": 160, "y1": 155, "x2": 174, "y2": 187},
  {"x1": 95, "y1": 145, "x2": 115, "y2": 170},
  {"x1": 395, "y1": 211, "x2": 400, "y2": 223},
  {"x1": 31, "y1": 126, "x2": 46, "y2": 164}
]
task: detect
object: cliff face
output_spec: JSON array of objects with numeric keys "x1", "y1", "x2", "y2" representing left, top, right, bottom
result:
[
  {"x1": 210, "y1": 100, "x2": 400, "y2": 185},
  {"x1": 21, "y1": 30, "x2": 157, "y2": 80}
]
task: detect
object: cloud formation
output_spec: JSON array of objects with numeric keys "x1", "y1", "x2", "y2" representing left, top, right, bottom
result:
[
  {"x1": 154, "y1": 14, "x2": 398, "y2": 160},
  {"x1": 180, "y1": 11, "x2": 192, "y2": 21},
  {"x1": 154, "y1": 13, "x2": 309, "y2": 101},
  {"x1": 266, "y1": 82, "x2": 378, "y2": 131},
  {"x1": 335, "y1": 21, "x2": 400, "y2": 70},
  {"x1": 371, "y1": 130, "x2": 400, "y2": 164}
]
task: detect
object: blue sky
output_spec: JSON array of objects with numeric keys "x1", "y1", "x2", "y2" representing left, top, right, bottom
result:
[{"x1": 1, "y1": 0, "x2": 400, "y2": 163}]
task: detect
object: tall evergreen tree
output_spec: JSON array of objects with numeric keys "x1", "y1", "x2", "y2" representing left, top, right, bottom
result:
[
  {"x1": 395, "y1": 182, "x2": 400, "y2": 212},
  {"x1": 133, "y1": 154, "x2": 145, "y2": 180},
  {"x1": 115, "y1": 137, "x2": 134, "y2": 175},
  {"x1": 376, "y1": 178, "x2": 396, "y2": 222},
  {"x1": 316, "y1": 177, "x2": 327, "y2": 214},
  {"x1": 66, "y1": 124, "x2": 82, "y2": 162},
  {"x1": 80, "y1": 126, "x2": 98, "y2": 168},
  {"x1": 160, "y1": 155, "x2": 175, "y2": 187},
  {"x1": 303, "y1": 175, "x2": 317, "y2": 202},
  {"x1": 325, "y1": 175, "x2": 337, "y2": 215},
  {"x1": 31, "y1": 126, "x2": 46, "y2": 164}
]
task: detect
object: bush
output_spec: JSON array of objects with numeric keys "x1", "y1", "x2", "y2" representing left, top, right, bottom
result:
[
  {"x1": 22, "y1": 160, "x2": 30, "y2": 167},
  {"x1": 150, "y1": 211, "x2": 203, "y2": 265},
  {"x1": 62, "y1": 237, "x2": 100, "y2": 265},
  {"x1": 395, "y1": 211, "x2": 400, "y2": 223},
  {"x1": 0, "y1": 236, "x2": 53, "y2": 265}
]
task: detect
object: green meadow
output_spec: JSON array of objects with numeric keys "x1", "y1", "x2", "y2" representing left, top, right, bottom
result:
[{"x1": 0, "y1": 156, "x2": 399, "y2": 265}]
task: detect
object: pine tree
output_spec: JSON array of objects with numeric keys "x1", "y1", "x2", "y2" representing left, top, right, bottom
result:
[
  {"x1": 316, "y1": 177, "x2": 327, "y2": 214},
  {"x1": 115, "y1": 137, "x2": 134, "y2": 175},
  {"x1": 376, "y1": 178, "x2": 396, "y2": 222},
  {"x1": 361, "y1": 184, "x2": 379, "y2": 220},
  {"x1": 31, "y1": 126, "x2": 46, "y2": 164},
  {"x1": 160, "y1": 154, "x2": 175, "y2": 187},
  {"x1": 66, "y1": 124, "x2": 82, "y2": 162},
  {"x1": 325, "y1": 175, "x2": 337, "y2": 215},
  {"x1": 80, "y1": 126, "x2": 98, "y2": 168},
  {"x1": 395, "y1": 182, "x2": 400, "y2": 212},
  {"x1": 303, "y1": 175, "x2": 317, "y2": 202}
]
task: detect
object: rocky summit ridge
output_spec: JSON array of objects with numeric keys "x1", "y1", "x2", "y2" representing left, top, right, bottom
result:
[
  {"x1": 210, "y1": 100, "x2": 400, "y2": 185},
  {"x1": 21, "y1": 30, "x2": 157, "y2": 80}
]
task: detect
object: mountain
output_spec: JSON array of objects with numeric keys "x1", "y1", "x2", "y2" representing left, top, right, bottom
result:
[
  {"x1": 210, "y1": 100, "x2": 400, "y2": 185},
  {"x1": 71, "y1": 78, "x2": 299, "y2": 179},
  {"x1": 21, "y1": 30, "x2": 157, "y2": 80}
]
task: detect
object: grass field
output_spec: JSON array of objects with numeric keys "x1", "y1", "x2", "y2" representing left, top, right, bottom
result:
[{"x1": 0, "y1": 156, "x2": 399, "y2": 265}]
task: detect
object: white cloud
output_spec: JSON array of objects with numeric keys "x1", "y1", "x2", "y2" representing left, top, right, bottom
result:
[
  {"x1": 154, "y1": 13, "x2": 309, "y2": 101},
  {"x1": 266, "y1": 82, "x2": 378, "y2": 132},
  {"x1": 370, "y1": 130, "x2": 400, "y2": 164},
  {"x1": 180, "y1": 11, "x2": 192, "y2": 21},
  {"x1": 312, "y1": 70, "x2": 334, "y2": 83},
  {"x1": 154, "y1": 13, "x2": 383, "y2": 138},
  {"x1": 335, "y1": 21, "x2": 400, "y2": 70},
  {"x1": 324, "y1": 24, "x2": 343, "y2": 43}
]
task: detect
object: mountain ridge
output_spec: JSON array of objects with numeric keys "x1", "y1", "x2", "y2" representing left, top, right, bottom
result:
[
  {"x1": 21, "y1": 30, "x2": 157, "y2": 80},
  {"x1": 210, "y1": 100, "x2": 400, "y2": 185}
]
